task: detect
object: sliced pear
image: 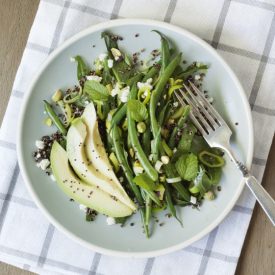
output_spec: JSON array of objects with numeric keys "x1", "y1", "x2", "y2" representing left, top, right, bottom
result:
[
  {"x1": 50, "y1": 141, "x2": 132, "y2": 217},
  {"x1": 66, "y1": 118, "x2": 136, "y2": 211}
]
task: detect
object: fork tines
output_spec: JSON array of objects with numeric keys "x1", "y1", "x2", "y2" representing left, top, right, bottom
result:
[{"x1": 174, "y1": 81, "x2": 224, "y2": 136}]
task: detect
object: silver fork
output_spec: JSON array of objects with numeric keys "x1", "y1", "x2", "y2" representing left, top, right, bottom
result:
[{"x1": 175, "y1": 82, "x2": 275, "y2": 226}]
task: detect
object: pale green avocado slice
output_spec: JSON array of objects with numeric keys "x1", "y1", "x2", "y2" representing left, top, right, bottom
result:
[
  {"x1": 66, "y1": 118, "x2": 136, "y2": 211},
  {"x1": 82, "y1": 103, "x2": 124, "y2": 188},
  {"x1": 50, "y1": 141, "x2": 133, "y2": 217},
  {"x1": 82, "y1": 104, "x2": 133, "y2": 203}
]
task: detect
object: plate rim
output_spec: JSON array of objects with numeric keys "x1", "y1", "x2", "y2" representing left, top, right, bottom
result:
[{"x1": 17, "y1": 18, "x2": 254, "y2": 258}]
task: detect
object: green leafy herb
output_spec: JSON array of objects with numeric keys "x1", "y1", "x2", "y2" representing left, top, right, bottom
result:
[
  {"x1": 74, "y1": 56, "x2": 89, "y2": 80},
  {"x1": 133, "y1": 173, "x2": 155, "y2": 192},
  {"x1": 127, "y1": 99, "x2": 148, "y2": 122},
  {"x1": 175, "y1": 153, "x2": 198, "y2": 181},
  {"x1": 84, "y1": 80, "x2": 110, "y2": 101}
]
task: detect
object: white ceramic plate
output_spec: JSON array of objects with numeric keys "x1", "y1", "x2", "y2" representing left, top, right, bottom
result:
[{"x1": 17, "y1": 19, "x2": 253, "y2": 257}]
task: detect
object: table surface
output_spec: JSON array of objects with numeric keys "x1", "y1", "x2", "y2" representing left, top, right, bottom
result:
[{"x1": 0, "y1": 0, "x2": 274, "y2": 274}]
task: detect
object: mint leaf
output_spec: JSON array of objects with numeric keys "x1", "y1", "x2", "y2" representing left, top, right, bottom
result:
[
  {"x1": 127, "y1": 99, "x2": 148, "y2": 122},
  {"x1": 84, "y1": 80, "x2": 109, "y2": 101},
  {"x1": 74, "y1": 56, "x2": 89, "y2": 80},
  {"x1": 133, "y1": 173, "x2": 155, "y2": 191},
  {"x1": 175, "y1": 153, "x2": 198, "y2": 181}
]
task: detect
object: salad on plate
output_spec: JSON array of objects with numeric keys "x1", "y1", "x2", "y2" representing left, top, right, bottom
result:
[{"x1": 33, "y1": 31, "x2": 225, "y2": 237}]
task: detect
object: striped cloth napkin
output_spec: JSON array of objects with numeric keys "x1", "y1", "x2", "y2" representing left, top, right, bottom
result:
[{"x1": 0, "y1": 0, "x2": 275, "y2": 274}]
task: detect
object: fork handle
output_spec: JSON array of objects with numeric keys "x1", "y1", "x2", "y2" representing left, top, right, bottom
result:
[
  {"x1": 245, "y1": 175, "x2": 275, "y2": 226},
  {"x1": 222, "y1": 147, "x2": 275, "y2": 226}
]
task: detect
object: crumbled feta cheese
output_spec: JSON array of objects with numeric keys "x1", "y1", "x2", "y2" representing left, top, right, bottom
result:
[
  {"x1": 163, "y1": 94, "x2": 167, "y2": 100},
  {"x1": 173, "y1": 148, "x2": 177, "y2": 153},
  {"x1": 70, "y1": 57, "x2": 75, "y2": 62},
  {"x1": 43, "y1": 111, "x2": 47, "y2": 115},
  {"x1": 157, "y1": 102, "x2": 160, "y2": 106},
  {"x1": 50, "y1": 174, "x2": 56, "y2": 182},
  {"x1": 120, "y1": 86, "x2": 130, "y2": 103},
  {"x1": 137, "y1": 81, "x2": 153, "y2": 91},
  {"x1": 36, "y1": 153, "x2": 41, "y2": 158},
  {"x1": 111, "y1": 83, "x2": 121, "y2": 97},
  {"x1": 190, "y1": 196, "x2": 197, "y2": 204},
  {"x1": 98, "y1": 53, "x2": 107, "y2": 61},
  {"x1": 146, "y1": 78, "x2": 153, "y2": 84},
  {"x1": 133, "y1": 166, "x2": 144, "y2": 175},
  {"x1": 155, "y1": 160, "x2": 163, "y2": 173},
  {"x1": 194, "y1": 74, "x2": 201, "y2": 80},
  {"x1": 106, "y1": 217, "x2": 116, "y2": 225},
  {"x1": 86, "y1": 75, "x2": 102, "y2": 82},
  {"x1": 35, "y1": 140, "x2": 44, "y2": 150},
  {"x1": 107, "y1": 59, "x2": 114, "y2": 68},
  {"x1": 173, "y1": 102, "x2": 179, "y2": 107},
  {"x1": 149, "y1": 154, "x2": 154, "y2": 161},
  {"x1": 79, "y1": 204, "x2": 87, "y2": 211},
  {"x1": 119, "y1": 177, "x2": 124, "y2": 183},
  {"x1": 161, "y1": 156, "x2": 170, "y2": 164},
  {"x1": 39, "y1": 159, "x2": 50, "y2": 170}
]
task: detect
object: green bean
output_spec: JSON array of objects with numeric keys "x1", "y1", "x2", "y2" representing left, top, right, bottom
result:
[
  {"x1": 164, "y1": 181, "x2": 182, "y2": 226},
  {"x1": 164, "y1": 163, "x2": 190, "y2": 202},
  {"x1": 157, "y1": 100, "x2": 170, "y2": 126},
  {"x1": 145, "y1": 194, "x2": 152, "y2": 226},
  {"x1": 126, "y1": 73, "x2": 143, "y2": 87},
  {"x1": 106, "y1": 132, "x2": 114, "y2": 154},
  {"x1": 176, "y1": 64, "x2": 208, "y2": 80},
  {"x1": 142, "y1": 63, "x2": 160, "y2": 82},
  {"x1": 127, "y1": 87, "x2": 158, "y2": 181},
  {"x1": 145, "y1": 189, "x2": 161, "y2": 206},
  {"x1": 74, "y1": 56, "x2": 89, "y2": 80},
  {"x1": 128, "y1": 113, "x2": 158, "y2": 181},
  {"x1": 171, "y1": 182, "x2": 190, "y2": 202},
  {"x1": 112, "y1": 125, "x2": 143, "y2": 204},
  {"x1": 142, "y1": 117, "x2": 151, "y2": 155},
  {"x1": 153, "y1": 30, "x2": 170, "y2": 72},
  {"x1": 168, "y1": 105, "x2": 190, "y2": 148},
  {"x1": 151, "y1": 128, "x2": 161, "y2": 163},
  {"x1": 149, "y1": 53, "x2": 182, "y2": 160},
  {"x1": 140, "y1": 207, "x2": 149, "y2": 238},
  {"x1": 43, "y1": 100, "x2": 67, "y2": 135},
  {"x1": 102, "y1": 58, "x2": 113, "y2": 85},
  {"x1": 101, "y1": 32, "x2": 118, "y2": 54},
  {"x1": 140, "y1": 189, "x2": 152, "y2": 237}
]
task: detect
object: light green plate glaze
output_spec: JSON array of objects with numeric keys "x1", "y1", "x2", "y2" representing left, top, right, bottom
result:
[{"x1": 17, "y1": 19, "x2": 253, "y2": 257}]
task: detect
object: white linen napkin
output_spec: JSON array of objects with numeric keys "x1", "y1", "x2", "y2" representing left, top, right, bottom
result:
[{"x1": 0, "y1": 0, "x2": 274, "y2": 274}]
